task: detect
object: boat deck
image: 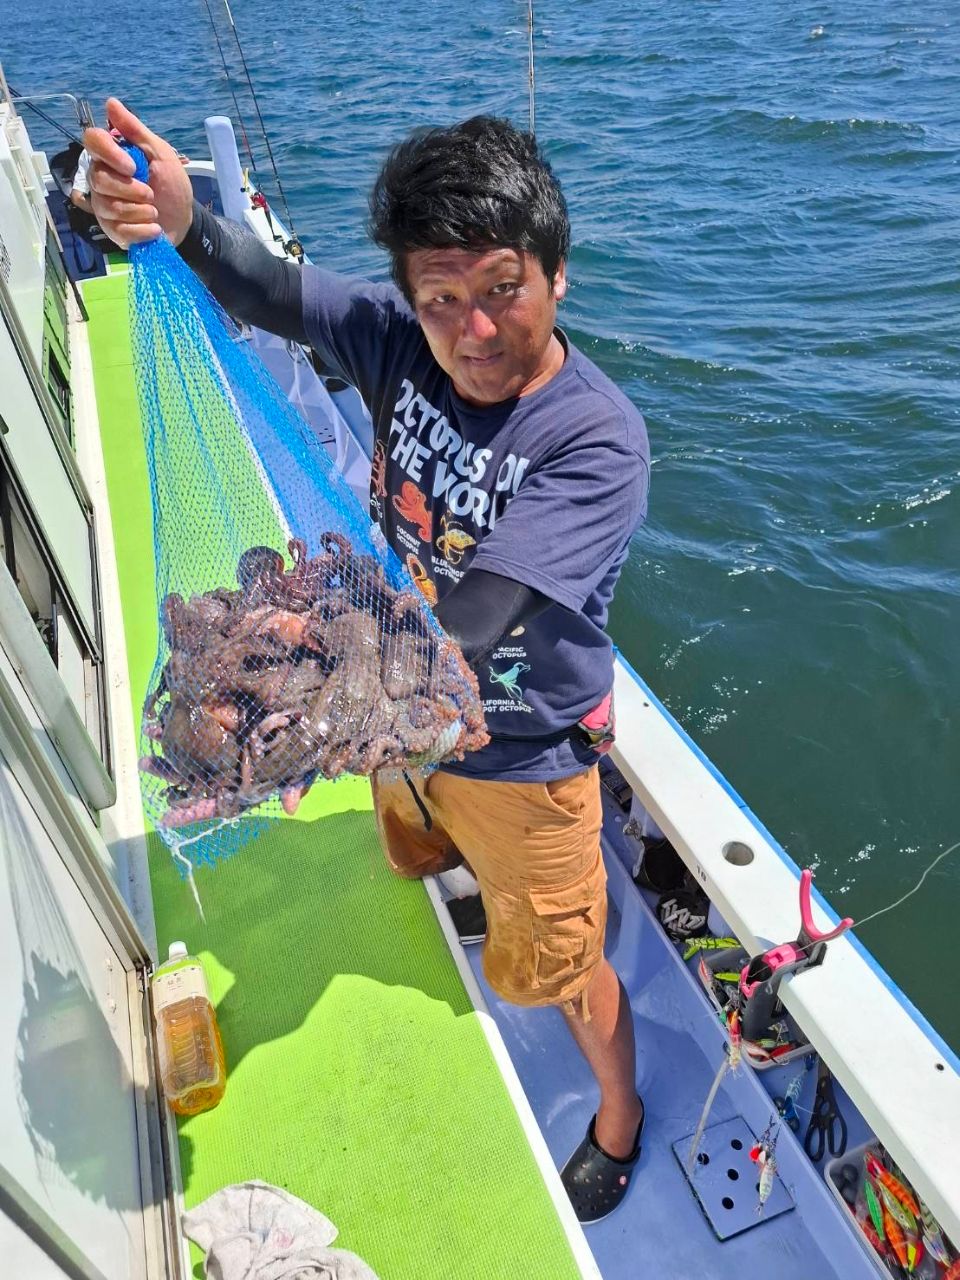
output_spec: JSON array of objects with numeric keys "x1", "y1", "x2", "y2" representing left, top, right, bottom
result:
[
  {"x1": 81, "y1": 263, "x2": 586, "y2": 1280},
  {"x1": 461, "y1": 806, "x2": 879, "y2": 1279}
]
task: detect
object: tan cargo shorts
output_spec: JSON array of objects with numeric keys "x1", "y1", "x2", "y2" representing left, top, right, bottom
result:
[{"x1": 371, "y1": 767, "x2": 607, "y2": 1016}]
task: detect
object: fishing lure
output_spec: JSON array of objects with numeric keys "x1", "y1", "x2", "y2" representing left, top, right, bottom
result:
[
  {"x1": 698, "y1": 957, "x2": 728, "y2": 1017},
  {"x1": 883, "y1": 1204, "x2": 910, "y2": 1271},
  {"x1": 859, "y1": 1220, "x2": 889, "y2": 1259},
  {"x1": 866, "y1": 1153, "x2": 921, "y2": 1218},
  {"x1": 918, "y1": 1200, "x2": 951, "y2": 1266},
  {"x1": 878, "y1": 1181, "x2": 918, "y2": 1236},
  {"x1": 750, "y1": 1119, "x2": 779, "y2": 1214},
  {"x1": 885, "y1": 1203, "x2": 926, "y2": 1274},
  {"x1": 862, "y1": 1178, "x2": 885, "y2": 1240},
  {"x1": 727, "y1": 1008, "x2": 742, "y2": 1069},
  {"x1": 682, "y1": 936, "x2": 739, "y2": 962},
  {"x1": 775, "y1": 1061, "x2": 811, "y2": 1130},
  {"x1": 907, "y1": 1235, "x2": 923, "y2": 1273},
  {"x1": 784, "y1": 1068, "x2": 805, "y2": 1106},
  {"x1": 757, "y1": 1151, "x2": 777, "y2": 1213},
  {"x1": 942, "y1": 1259, "x2": 960, "y2": 1280}
]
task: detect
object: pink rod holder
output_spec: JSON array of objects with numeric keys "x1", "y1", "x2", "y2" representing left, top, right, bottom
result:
[{"x1": 798, "y1": 868, "x2": 854, "y2": 945}]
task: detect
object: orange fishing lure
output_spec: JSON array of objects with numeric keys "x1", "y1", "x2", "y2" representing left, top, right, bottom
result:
[
  {"x1": 866, "y1": 1154, "x2": 920, "y2": 1218},
  {"x1": 882, "y1": 1205, "x2": 911, "y2": 1271}
]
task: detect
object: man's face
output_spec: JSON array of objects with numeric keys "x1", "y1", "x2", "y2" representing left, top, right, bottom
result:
[{"x1": 406, "y1": 246, "x2": 566, "y2": 406}]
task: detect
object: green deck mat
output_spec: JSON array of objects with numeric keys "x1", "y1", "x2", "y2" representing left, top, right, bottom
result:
[{"x1": 82, "y1": 271, "x2": 582, "y2": 1280}]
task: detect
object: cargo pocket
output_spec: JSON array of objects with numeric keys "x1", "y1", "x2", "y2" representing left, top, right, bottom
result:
[{"x1": 529, "y1": 878, "x2": 602, "y2": 996}]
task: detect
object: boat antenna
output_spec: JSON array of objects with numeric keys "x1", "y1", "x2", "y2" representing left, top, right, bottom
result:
[
  {"x1": 200, "y1": 0, "x2": 258, "y2": 173},
  {"x1": 526, "y1": 0, "x2": 536, "y2": 134},
  {"x1": 220, "y1": 0, "x2": 302, "y2": 255}
]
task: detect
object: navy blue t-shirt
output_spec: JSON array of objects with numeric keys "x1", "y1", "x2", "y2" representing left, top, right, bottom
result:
[{"x1": 302, "y1": 267, "x2": 649, "y2": 782}]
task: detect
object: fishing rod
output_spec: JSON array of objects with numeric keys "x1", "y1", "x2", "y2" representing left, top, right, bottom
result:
[
  {"x1": 8, "y1": 87, "x2": 83, "y2": 146},
  {"x1": 527, "y1": 0, "x2": 536, "y2": 134},
  {"x1": 200, "y1": 0, "x2": 258, "y2": 174},
  {"x1": 219, "y1": 0, "x2": 303, "y2": 258}
]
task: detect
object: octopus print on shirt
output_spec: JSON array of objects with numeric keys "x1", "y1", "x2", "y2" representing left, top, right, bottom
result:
[{"x1": 302, "y1": 265, "x2": 649, "y2": 782}]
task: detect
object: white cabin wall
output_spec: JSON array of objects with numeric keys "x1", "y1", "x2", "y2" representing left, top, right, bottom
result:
[
  {"x1": 0, "y1": 748, "x2": 148, "y2": 1280},
  {"x1": 0, "y1": 291, "x2": 97, "y2": 635}
]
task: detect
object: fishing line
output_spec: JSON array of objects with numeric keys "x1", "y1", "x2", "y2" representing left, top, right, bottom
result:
[
  {"x1": 686, "y1": 1052, "x2": 730, "y2": 1172},
  {"x1": 8, "y1": 86, "x2": 81, "y2": 145},
  {"x1": 847, "y1": 839, "x2": 960, "y2": 932},
  {"x1": 221, "y1": 0, "x2": 301, "y2": 252},
  {"x1": 200, "y1": 0, "x2": 258, "y2": 173},
  {"x1": 526, "y1": 0, "x2": 536, "y2": 134},
  {"x1": 781, "y1": 838, "x2": 960, "y2": 971}
]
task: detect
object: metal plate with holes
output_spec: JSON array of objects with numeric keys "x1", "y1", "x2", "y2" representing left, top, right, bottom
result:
[{"x1": 672, "y1": 1116, "x2": 795, "y2": 1239}]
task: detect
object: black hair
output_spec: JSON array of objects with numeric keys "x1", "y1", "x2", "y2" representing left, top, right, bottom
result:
[{"x1": 368, "y1": 115, "x2": 570, "y2": 303}]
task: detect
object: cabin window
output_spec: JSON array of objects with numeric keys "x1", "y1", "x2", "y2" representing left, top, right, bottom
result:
[{"x1": 0, "y1": 452, "x2": 111, "y2": 779}]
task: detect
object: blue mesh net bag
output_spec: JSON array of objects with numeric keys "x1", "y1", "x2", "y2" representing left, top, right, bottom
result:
[{"x1": 124, "y1": 147, "x2": 487, "y2": 865}]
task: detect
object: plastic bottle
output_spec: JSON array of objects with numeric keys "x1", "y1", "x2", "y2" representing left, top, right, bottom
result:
[{"x1": 151, "y1": 942, "x2": 226, "y2": 1116}]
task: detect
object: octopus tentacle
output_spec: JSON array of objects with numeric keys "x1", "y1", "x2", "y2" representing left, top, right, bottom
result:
[{"x1": 145, "y1": 531, "x2": 488, "y2": 827}]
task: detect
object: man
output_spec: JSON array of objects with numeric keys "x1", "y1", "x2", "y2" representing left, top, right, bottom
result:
[
  {"x1": 69, "y1": 143, "x2": 97, "y2": 217},
  {"x1": 86, "y1": 99, "x2": 649, "y2": 1224}
]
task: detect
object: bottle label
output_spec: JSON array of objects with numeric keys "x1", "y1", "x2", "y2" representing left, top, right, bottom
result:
[{"x1": 152, "y1": 962, "x2": 208, "y2": 1013}]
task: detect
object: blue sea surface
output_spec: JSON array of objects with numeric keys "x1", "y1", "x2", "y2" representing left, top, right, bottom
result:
[{"x1": 6, "y1": 0, "x2": 959, "y2": 1045}]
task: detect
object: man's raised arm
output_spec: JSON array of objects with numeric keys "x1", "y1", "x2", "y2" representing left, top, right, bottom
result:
[
  {"x1": 176, "y1": 202, "x2": 305, "y2": 343},
  {"x1": 85, "y1": 97, "x2": 305, "y2": 343}
]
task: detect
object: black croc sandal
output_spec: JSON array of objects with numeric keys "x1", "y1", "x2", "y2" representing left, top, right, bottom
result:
[{"x1": 560, "y1": 1106, "x2": 645, "y2": 1225}]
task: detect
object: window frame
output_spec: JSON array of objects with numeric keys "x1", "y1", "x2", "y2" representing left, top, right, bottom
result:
[{"x1": 0, "y1": 434, "x2": 112, "y2": 782}]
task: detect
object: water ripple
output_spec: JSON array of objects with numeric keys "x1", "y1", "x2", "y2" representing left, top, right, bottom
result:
[{"x1": 7, "y1": 0, "x2": 960, "y2": 1047}]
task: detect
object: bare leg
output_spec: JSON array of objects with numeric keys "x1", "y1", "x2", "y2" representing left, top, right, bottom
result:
[{"x1": 561, "y1": 958, "x2": 643, "y2": 1158}]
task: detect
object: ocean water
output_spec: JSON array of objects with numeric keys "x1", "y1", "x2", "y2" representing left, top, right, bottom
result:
[{"x1": 6, "y1": 0, "x2": 960, "y2": 1046}]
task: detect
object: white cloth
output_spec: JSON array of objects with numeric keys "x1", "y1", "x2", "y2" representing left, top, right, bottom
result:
[
  {"x1": 71, "y1": 149, "x2": 92, "y2": 196},
  {"x1": 181, "y1": 1181, "x2": 380, "y2": 1280}
]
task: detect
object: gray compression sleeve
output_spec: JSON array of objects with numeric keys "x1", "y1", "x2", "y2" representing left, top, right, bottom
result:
[{"x1": 177, "y1": 200, "x2": 307, "y2": 343}]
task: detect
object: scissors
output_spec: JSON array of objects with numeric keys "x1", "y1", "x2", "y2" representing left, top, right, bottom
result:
[{"x1": 804, "y1": 1059, "x2": 848, "y2": 1161}]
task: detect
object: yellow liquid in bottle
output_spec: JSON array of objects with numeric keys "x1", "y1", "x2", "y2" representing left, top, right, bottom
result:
[
  {"x1": 152, "y1": 947, "x2": 226, "y2": 1116},
  {"x1": 157, "y1": 997, "x2": 226, "y2": 1116}
]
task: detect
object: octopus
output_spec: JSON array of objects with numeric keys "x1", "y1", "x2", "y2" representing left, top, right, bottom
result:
[
  {"x1": 371, "y1": 441, "x2": 387, "y2": 502},
  {"x1": 141, "y1": 533, "x2": 488, "y2": 829},
  {"x1": 392, "y1": 481, "x2": 432, "y2": 540},
  {"x1": 405, "y1": 553, "x2": 438, "y2": 606},
  {"x1": 435, "y1": 513, "x2": 476, "y2": 566}
]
